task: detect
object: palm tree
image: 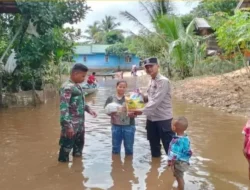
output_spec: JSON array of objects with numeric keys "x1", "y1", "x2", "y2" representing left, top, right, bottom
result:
[
  {"x1": 83, "y1": 21, "x2": 103, "y2": 44},
  {"x1": 100, "y1": 15, "x2": 121, "y2": 32}
]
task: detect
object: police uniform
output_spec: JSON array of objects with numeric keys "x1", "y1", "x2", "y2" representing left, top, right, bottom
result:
[{"x1": 143, "y1": 58, "x2": 174, "y2": 157}]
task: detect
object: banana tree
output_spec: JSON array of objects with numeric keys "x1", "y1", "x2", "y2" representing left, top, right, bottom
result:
[{"x1": 156, "y1": 16, "x2": 199, "y2": 79}]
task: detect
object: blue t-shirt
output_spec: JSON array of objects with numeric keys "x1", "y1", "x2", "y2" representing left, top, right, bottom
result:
[{"x1": 168, "y1": 135, "x2": 192, "y2": 163}]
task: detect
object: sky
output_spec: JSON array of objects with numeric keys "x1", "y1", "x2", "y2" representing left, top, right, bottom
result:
[{"x1": 68, "y1": 0, "x2": 200, "y2": 42}]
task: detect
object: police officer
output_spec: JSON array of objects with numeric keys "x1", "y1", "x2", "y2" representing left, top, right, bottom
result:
[{"x1": 136, "y1": 57, "x2": 174, "y2": 157}]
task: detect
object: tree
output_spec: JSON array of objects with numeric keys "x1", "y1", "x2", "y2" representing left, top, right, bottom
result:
[
  {"x1": 106, "y1": 43, "x2": 128, "y2": 65},
  {"x1": 155, "y1": 16, "x2": 200, "y2": 79},
  {"x1": 215, "y1": 10, "x2": 250, "y2": 73},
  {"x1": 103, "y1": 30, "x2": 124, "y2": 44},
  {"x1": 101, "y1": 15, "x2": 121, "y2": 32},
  {"x1": 83, "y1": 15, "x2": 124, "y2": 44},
  {"x1": 1, "y1": 0, "x2": 90, "y2": 98},
  {"x1": 83, "y1": 21, "x2": 103, "y2": 44},
  {"x1": 190, "y1": 0, "x2": 238, "y2": 17},
  {"x1": 180, "y1": 14, "x2": 194, "y2": 29}
]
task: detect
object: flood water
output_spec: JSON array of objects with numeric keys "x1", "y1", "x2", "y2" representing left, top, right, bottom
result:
[{"x1": 0, "y1": 76, "x2": 249, "y2": 190}]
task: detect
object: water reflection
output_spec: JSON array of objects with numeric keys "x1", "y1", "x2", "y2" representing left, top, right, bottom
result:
[
  {"x1": 145, "y1": 158, "x2": 175, "y2": 190},
  {"x1": 110, "y1": 155, "x2": 138, "y2": 189}
]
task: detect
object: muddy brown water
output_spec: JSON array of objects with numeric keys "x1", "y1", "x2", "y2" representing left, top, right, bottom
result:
[{"x1": 0, "y1": 76, "x2": 249, "y2": 190}]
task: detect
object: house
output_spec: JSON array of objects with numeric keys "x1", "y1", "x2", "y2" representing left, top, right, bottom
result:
[
  {"x1": 73, "y1": 44, "x2": 140, "y2": 70},
  {"x1": 235, "y1": 0, "x2": 250, "y2": 11},
  {"x1": 194, "y1": 18, "x2": 220, "y2": 56}
]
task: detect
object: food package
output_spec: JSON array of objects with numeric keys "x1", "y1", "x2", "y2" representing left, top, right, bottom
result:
[
  {"x1": 105, "y1": 102, "x2": 123, "y2": 115},
  {"x1": 125, "y1": 91, "x2": 145, "y2": 112}
]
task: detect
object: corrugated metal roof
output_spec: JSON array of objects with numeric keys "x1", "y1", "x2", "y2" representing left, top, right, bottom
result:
[
  {"x1": 236, "y1": 0, "x2": 244, "y2": 9},
  {"x1": 74, "y1": 45, "x2": 92, "y2": 54},
  {"x1": 194, "y1": 18, "x2": 211, "y2": 29},
  {"x1": 74, "y1": 44, "x2": 111, "y2": 54},
  {"x1": 92, "y1": 45, "x2": 110, "y2": 53},
  {"x1": 236, "y1": 0, "x2": 250, "y2": 9}
]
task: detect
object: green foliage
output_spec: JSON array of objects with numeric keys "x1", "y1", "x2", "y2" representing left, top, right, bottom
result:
[
  {"x1": 192, "y1": 56, "x2": 244, "y2": 76},
  {"x1": 0, "y1": 14, "x2": 16, "y2": 59},
  {"x1": 83, "y1": 15, "x2": 123, "y2": 44},
  {"x1": 83, "y1": 21, "x2": 103, "y2": 44},
  {"x1": 190, "y1": 0, "x2": 238, "y2": 17},
  {"x1": 103, "y1": 30, "x2": 124, "y2": 44},
  {"x1": 156, "y1": 16, "x2": 199, "y2": 78},
  {"x1": 101, "y1": 15, "x2": 121, "y2": 32},
  {"x1": 106, "y1": 43, "x2": 128, "y2": 57},
  {"x1": 1, "y1": 0, "x2": 89, "y2": 93},
  {"x1": 215, "y1": 11, "x2": 250, "y2": 54},
  {"x1": 127, "y1": 33, "x2": 166, "y2": 59},
  {"x1": 181, "y1": 0, "x2": 238, "y2": 31},
  {"x1": 208, "y1": 12, "x2": 229, "y2": 29},
  {"x1": 17, "y1": 0, "x2": 90, "y2": 34},
  {"x1": 180, "y1": 14, "x2": 194, "y2": 29}
]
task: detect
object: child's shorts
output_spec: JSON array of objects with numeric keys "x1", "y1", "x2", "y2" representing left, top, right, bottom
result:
[{"x1": 173, "y1": 161, "x2": 189, "y2": 178}]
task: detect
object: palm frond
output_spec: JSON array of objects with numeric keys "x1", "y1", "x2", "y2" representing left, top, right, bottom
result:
[
  {"x1": 120, "y1": 11, "x2": 152, "y2": 33},
  {"x1": 139, "y1": 1, "x2": 155, "y2": 22},
  {"x1": 185, "y1": 19, "x2": 195, "y2": 35}
]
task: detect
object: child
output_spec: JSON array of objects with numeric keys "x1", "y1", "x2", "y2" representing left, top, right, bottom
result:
[
  {"x1": 87, "y1": 72, "x2": 97, "y2": 87},
  {"x1": 104, "y1": 80, "x2": 137, "y2": 155},
  {"x1": 58, "y1": 63, "x2": 97, "y2": 162},
  {"x1": 168, "y1": 117, "x2": 192, "y2": 190},
  {"x1": 242, "y1": 120, "x2": 250, "y2": 180}
]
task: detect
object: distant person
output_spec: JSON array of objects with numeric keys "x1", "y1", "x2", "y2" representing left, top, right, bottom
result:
[
  {"x1": 135, "y1": 57, "x2": 174, "y2": 157},
  {"x1": 120, "y1": 71, "x2": 124, "y2": 79},
  {"x1": 131, "y1": 65, "x2": 137, "y2": 76},
  {"x1": 134, "y1": 65, "x2": 137, "y2": 76},
  {"x1": 168, "y1": 117, "x2": 192, "y2": 190},
  {"x1": 131, "y1": 65, "x2": 134, "y2": 76},
  {"x1": 104, "y1": 80, "x2": 137, "y2": 155},
  {"x1": 242, "y1": 119, "x2": 250, "y2": 180},
  {"x1": 87, "y1": 72, "x2": 97, "y2": 87},
  {"x1": 58, "y1": 63, "x2": 97, "y2": 162}
]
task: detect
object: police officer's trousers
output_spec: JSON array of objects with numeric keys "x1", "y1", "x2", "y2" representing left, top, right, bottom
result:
[
  {"x1": 146, "y1": 119, "x2": 174, "y2": 157},
  {"x1": 58, "y1": 130, "x2": 85, "y2": 162}
]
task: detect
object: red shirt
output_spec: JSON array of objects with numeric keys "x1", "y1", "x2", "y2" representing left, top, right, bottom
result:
[{"x1": 87, "y1": 75, "x2": 95, "y2": 84}]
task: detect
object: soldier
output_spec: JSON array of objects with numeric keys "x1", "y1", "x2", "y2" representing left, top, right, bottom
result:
[
  {"x1": 135, "y1": 57, "x2": 174, "y2": 158},
  {"x1": 58, "y1": 63, "x2": 97, "y2": 162}
]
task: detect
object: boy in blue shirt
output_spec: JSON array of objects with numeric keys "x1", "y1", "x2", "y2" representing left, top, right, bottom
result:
[{"x1": 168, "y1": 117, "x2": 192, "y2": 190}]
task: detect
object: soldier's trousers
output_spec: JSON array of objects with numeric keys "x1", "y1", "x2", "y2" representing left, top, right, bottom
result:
[
  {"x1": 146, "y1": 119, "x2": 174, "y2": 158},
  {"x1": 58, "y1": 130, "x2": 85, "y2": 162}
]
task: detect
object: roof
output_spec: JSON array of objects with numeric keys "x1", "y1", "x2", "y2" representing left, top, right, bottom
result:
[
  {"x1": 236, "y1": 0, "x2": 250, "y2": 10},
  {"x1": 0, "y1": 0, "x2": 20, "y2": 13},
  {"x1": 74, "y1": 45, "x2": 92, "y2": 54},
  {"x1": 194, "y1": 18, "x2": 211, "y2": 29},
  {"x1": 74, "y1": 44, "x2": 111, "y2": 54}
]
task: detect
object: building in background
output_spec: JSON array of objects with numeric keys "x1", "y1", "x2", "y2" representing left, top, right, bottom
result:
[
  {"x1": 236, "y1": 0, "x2": 250, "y2": 11},
  {"x1": 73, "y1": 44, "x2": 140, "y2": 70},
  {"x1": 194, "y1": 18, "x2": 220, "y2": 56}
]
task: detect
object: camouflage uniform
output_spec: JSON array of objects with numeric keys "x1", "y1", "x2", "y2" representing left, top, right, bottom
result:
[{"x1": 58, "y1": 80, "x2": 90, "y2": 162}]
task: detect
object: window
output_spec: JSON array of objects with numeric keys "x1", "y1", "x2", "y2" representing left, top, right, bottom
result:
[
  {"x1": 125, "y1": 56, "x2": 132, "y2": 63},
  {"x1": 105, "y1": 55, "x2": 109, "y2": 62},
  {"x1": 83, "y1": 55, "x2": 87, "y2": 62}
]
